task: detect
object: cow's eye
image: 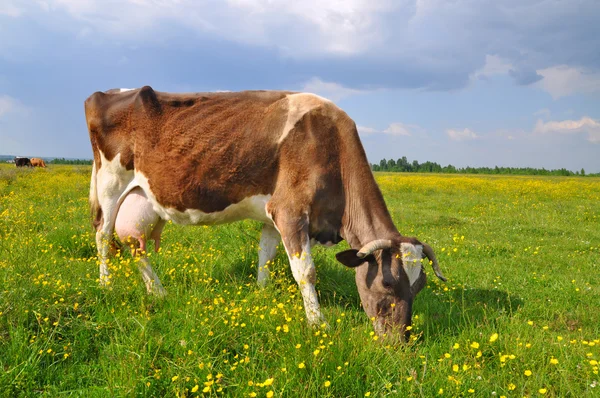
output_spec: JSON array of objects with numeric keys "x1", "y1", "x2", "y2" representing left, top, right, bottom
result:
[{"x1": 382, "y1": 280, "x2": 393, "y2": 290}]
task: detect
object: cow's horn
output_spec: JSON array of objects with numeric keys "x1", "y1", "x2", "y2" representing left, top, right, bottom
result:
[
  {"x1": 422, "y1": 242, "x2": 447, "y2": 282},
  {"x1": 357, "y1": 239, "x2": 393, "y2": 258}
]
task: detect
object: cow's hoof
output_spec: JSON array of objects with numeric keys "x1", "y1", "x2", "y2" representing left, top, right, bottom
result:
[
  {"x1": 148, "y1": 285, "x2": 167, "y2": 298},
  {"x1": 307, "y1": 315, "x2": 329, "y2": 330},
  {"x1": 257, "y1": 276, "x2": 270, "y2": 288}
]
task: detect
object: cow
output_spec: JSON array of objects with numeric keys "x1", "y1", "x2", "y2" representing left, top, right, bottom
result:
[
  {"x1": 85, "y1": 86, "x2": 446, "y2": 339},
  {"x1": 15, "y1": 157, "x2": 32, "y2": 167},
  {"x1": 30, "y1": 158, "x2": 47, "y2": 168}
]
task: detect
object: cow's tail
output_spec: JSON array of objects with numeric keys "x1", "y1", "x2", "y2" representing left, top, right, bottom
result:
[{"x1": 89, "y1": 160, "x2": 102, "y2": 231}]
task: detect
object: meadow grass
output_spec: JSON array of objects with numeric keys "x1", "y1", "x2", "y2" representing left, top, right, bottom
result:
[{"x1": 0, "y1": 164, "x2": 598, "y2": 397}]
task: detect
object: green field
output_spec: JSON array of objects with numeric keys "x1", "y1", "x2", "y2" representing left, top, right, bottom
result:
[{"x1": 0, "y1": 165, "x2": 599, "y2": 397}]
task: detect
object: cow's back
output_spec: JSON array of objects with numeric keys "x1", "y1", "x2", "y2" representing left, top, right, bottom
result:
[{"x1": 86, "y1": 88, "x2": 294, "y2": 214}]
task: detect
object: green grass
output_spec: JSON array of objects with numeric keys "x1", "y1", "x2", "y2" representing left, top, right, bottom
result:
[{"x1": 0, "y1": 165, "x2": 599, "y2": 397}]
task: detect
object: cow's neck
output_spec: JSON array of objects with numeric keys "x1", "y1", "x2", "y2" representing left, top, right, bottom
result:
[{"x1": 341, "y1": 163, "x2": 400, "y2": 250}]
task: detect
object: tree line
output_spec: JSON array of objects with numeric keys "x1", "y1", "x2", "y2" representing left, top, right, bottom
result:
[
  {"x1": 371, "y1": 156, "x2": 597, "y2": 177},
  {"x1": 49, "y1": 158, "x2": 93, "y2": 165}
]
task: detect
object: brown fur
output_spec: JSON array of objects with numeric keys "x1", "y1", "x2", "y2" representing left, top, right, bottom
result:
[
  {"x1": 30, "y1": 158, "x2": 46, "y2": 167},
  {"x1": 85, "y1": 86, "x2": 444, "y2": 339}
]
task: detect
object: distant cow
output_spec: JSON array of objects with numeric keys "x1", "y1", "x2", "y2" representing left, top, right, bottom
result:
[
  {"x1": 15, "y1": 157, "x2": 31, "y2": 167},
  {"x1": 86, "y1": 86, "x2": 447, "y2": 340},
  {"x1": 30, "y1": 158, "x2": 46, "y2": 168}
]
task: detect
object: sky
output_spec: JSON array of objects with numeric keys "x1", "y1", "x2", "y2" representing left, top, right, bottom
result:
[{"x1": 1, "y1": 0, "x2": 599, "y2": 172}]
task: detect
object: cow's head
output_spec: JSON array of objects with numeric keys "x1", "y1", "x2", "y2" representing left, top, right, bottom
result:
[{"x1": 336, "y1": 237, "x2": 446, "y2": 341}]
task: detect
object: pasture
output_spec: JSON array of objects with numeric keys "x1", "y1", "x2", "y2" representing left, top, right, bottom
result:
[{"x1": 0, "y1": 164, "x2": 598, "y2": 396}]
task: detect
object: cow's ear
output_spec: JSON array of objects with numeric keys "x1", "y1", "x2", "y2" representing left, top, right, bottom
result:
[{"x1": 336, "y1": 250, "x2": 374, "y2": 268}]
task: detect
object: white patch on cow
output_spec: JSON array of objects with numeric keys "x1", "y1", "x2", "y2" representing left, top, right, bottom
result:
[
  {"x1": 278, "y1": 93, "x2": 332, "y2": 144},
  {"x1": 400, "y1": 243, "x2": 424, "y2": 287},
  {"x1": 135, "y1": 172, "x2": 273, "y2": 226},
  {"x1": 96, "y1": 152, "x2": 136, "y2": 222},
  {"x1": 119, "y1": 88, "x2": 135, "y2": 93},
  {"x1": 97, "y1": 151, "x2": 134, "y2": 191}
]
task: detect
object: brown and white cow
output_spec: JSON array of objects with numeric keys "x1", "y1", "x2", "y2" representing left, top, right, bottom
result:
[
  {"x1": 30, "y1": 158, "x2": 46, "y2": 168},
  {"x1": 85, "y1": 86, "x2": 446, "y2": 339}
]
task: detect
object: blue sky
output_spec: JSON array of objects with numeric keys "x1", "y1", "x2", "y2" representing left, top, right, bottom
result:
[{"x1": 1, "y1": 0, "x2": 599, "y2": 172}]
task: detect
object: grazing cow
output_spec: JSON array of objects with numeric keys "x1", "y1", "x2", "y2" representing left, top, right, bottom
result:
[
  {"x1": 30, "y1": 158, "x2": 46, "y2": 168},
  {"x1": 86, "y1": 86, "x2": 446, "y2": 339},
  {"x1": 15, "y1": 157, "x2": 32, "y2": 167}
]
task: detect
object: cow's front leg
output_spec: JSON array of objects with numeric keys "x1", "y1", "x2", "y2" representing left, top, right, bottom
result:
[
  {"x1": 274, "y1": 214, "x2": 325, "y2": 327},
  {"x1": 287, "y1": 247, "x2": 325, "y2": 326},
  {"x1": 257, "y1": 224, "x2": 280, "y2": 287}
]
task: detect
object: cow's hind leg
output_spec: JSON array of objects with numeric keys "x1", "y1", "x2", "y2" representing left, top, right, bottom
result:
[
  {"x1": 270, "y1": 211, "x2": 325, "y2": 326},
  {"x1": 257, "y1": 224, "x2": 280, "y2": 287},
  {"x1": 94, "y1": 159, "x2": 135, "y2": 286},
  {"x1": 96, "y1": 198, "x2": 120, "y2": 286}
]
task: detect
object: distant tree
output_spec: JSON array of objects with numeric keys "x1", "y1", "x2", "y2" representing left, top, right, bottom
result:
[
  {"x1": 398, "y1": 156, "x2": 409, "y2": 171},
  {"x1": 379, "y1": 158, "x2": 387, "y2": 171},
  {"x1": 370, "y1": 156, "x2": 586, "y2": 177},
  {"x1": 387, "y1": 158, "x2": 396, "y2": 171},
  {"x1": 50, "y1": 158, "x2": 93, "y2": 165},
  {"x1": 395, "y1": 158, "x2": 404, "y2": 171}
]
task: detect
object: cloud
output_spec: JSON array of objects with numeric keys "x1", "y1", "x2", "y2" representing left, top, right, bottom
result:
[
  {"x1": 357, "y1": 125, "x2": 379, "y2": 136},
  {"x1": 508, "y1": 67, "x2": 543, "y2": 86},
  {"x1": 470, "y1": 55, "x2": 543, "y2": 86},
  {"x1": 535, "y1": 65, "x2": 600, "y2": 99},
  {"x1": 227, "y1": 0, "x2": 394, "y2": 55},
  {"x1": 0, "y1": 95, "x2": 25, "y2": 118},
  {"x1": 533, "y1": 108, "x2": 551, "y2": 119},
  {"x1": 32, "y1": 0, "x2": 394, "y2": 56},
  {"x1": 383, "y1": 122, "x2": 413, "y2": 136},
  {"x1": 471, "y1": 55, "x2": 513, "y2": 81},
  {"x1": 357, "y1": 122, "x2": 423, "y2": 137},
  {"x1": 7, "y1": 0, "x2": 600, "y2": 93},
  {"x1": 534, "y1": 117, "x2": 600, "y2": 143},
  {"x1": 446, "y1": 128, "x2": 479, "y2": 141},
  {"x1": 301, "y1": 78, "x2": 364, "y2": 102},
  {"x1": 0, "y1": 1, "x2": 23, "y2": 17}
]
